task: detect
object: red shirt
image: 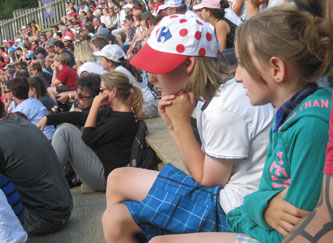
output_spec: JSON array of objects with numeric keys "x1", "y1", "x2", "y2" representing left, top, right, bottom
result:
[
  {"x1": 324, "y1": 92, "x2": 333, "y2": 175},
  {"x1": 57, "y1": 65, "x2": 77, "y2": 88}
]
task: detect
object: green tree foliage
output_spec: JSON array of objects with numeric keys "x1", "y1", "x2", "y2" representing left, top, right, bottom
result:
[{"x1": 0, "y1": 0, "x2": 39, "y2": 20}]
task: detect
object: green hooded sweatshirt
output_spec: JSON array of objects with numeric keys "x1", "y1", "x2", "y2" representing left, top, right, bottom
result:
[{"x1": 227, "y1": 88, "x2": 332, "y2": 243}]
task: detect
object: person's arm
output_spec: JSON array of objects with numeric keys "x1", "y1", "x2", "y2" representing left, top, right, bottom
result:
[
  {"x1": 36, "y1": 111, "x2": 89, "y2": 130},
  {"x1": 51, "y1": 64, "x2": 60, "y2": 87},
  {"x1": 245, "y1": 0, "x2": 268, "y2": 18},
  {"x1": 264, "y1": 190, "x2": 309, "y2": 236},
  {"x1": 215, "y1": 20, "x2": 230, "y2": 51},
  {"x1": 161, "y1": 93, "x2": 233, "y2": 186},
  {"x1": 232, "y1": 0, "x2": 244, "y2": 16}
]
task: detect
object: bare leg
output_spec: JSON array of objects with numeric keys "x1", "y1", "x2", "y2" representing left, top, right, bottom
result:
[
  {"x1": 283, "y1": 174, "x2": 333, "y2": 243},
  {"x1": 102, "y1": 203, "x2": 142, "y2": 243},
  {"x1": 47, "y1": 87, "x2": 58, "y2": 103},
  {"x1": 106, "y1": 167, "x2": 158, "y2": 207},
  {"x1": 149, "y1": 232, "x2": 238, "y2": 243},
  {"x1": 103, "y1": 167, "x2": 159, "y2": 242}
]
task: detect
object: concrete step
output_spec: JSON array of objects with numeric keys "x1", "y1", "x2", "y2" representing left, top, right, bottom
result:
[{"x1": 27, "y1": 186, "x2": 106, "y2": 243}]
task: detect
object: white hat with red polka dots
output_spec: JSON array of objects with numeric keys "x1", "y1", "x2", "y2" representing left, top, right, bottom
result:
[{"x1": 130, "y1": 14, "x2": 220, "y2": 74}]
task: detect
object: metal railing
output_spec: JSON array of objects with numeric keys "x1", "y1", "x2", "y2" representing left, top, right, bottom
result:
[{"x1": 0, "y1": 0, "x2": 81, "y2": 43}]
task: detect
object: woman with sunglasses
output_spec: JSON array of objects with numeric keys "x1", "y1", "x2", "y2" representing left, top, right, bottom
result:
[{"x1": 37, "y1": 71, "x2": 145, "y2": 191}]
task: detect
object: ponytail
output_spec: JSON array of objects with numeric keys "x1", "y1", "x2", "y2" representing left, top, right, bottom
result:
[
  {"x1": 130, "y1": 86, "x2": 148, "y2": 120},
  {"x1": 120, "y1": 58, "x2": 143, "y2": 83}
]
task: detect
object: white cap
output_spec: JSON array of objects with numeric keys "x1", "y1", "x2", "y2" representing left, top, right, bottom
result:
[
  {"x1": 64, "y1": 36, "x2": 72, "y2": 41},
  {"x1": 123, "y1": 4, "x2": 133, "y2": 9},
  {"x1": 93, "y1": 44, "x2": 127, "y2": 63},
  {"x1": 2, "y1": 40, "x2": 7, "y2": 43}
]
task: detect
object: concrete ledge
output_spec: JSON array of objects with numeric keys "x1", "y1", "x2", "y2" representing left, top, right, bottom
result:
[{"x1": 145, "y1": 117, "x2": 188, "y2": 173}]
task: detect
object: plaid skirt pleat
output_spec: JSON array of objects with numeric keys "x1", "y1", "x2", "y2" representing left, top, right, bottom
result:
[{"x1": 123, "y1": 163, "x2": 231, "y2": 241}]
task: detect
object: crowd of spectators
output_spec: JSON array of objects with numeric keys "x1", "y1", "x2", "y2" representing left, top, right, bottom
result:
[{"x1": 0, "y1": 0, "x2": 332, "y2": 242}]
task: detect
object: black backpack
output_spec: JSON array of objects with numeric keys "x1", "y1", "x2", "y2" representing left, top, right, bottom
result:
[{"x1": 128, "y1": 120, "x2": 159, "y2": 170}]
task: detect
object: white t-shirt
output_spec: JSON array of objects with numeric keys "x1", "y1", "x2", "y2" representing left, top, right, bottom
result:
[
  {"x1": 0, "y1": 190, "x2": 27, "y2": 243},
  {"x1": 78, "y1": 61, "x2": 107, "y2": 76},
  {"x1": 196, "y1": 78, "x2": 275, "y2": 213}
]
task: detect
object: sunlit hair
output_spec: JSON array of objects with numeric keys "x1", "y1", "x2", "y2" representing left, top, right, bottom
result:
[
  {"x1": 74, "y1": 40, "x2": 96, "y2": 65},
  {"x1": 184, "y1": 56, "x2": 231, "y2": 102},
  {"x1": 101, "y1": 71, "x2": 146, "y2": 119},
  {"x1": 236, "y1": 4, "x2": 333, "y2": 85}
]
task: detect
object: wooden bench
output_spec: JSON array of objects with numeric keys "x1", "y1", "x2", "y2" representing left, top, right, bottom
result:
[{"x1": 145, "y1": 116, "x2": 188, "y2": 173}]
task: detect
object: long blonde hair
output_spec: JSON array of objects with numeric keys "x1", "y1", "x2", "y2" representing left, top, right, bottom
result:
[
  {"x1": 74, "y1": 40, "x2": 96, "y2": 65},
  {"x1": 184, "y1": 56, "x2": 231, "y2": 102},
  {"x1": 236, "y1": 4, "x2": 333, "y2": 85},
  {"x1": 101, "y1": 71, "x2": 147, "y2": 119}
]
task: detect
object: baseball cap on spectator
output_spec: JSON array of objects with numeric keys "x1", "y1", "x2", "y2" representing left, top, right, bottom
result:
[
  {"x1": 123, "y1": 4, "x2": 133, "y2": 9},
  {"x1": 2, "y1": 40, "x2": 7, "y2": 44},
  {"x1": 15, "y1": 39, "x2": 21, "y2": 43},
  {"x1": 193, "y1": 0, "x2": 221, "y2": 10},
  {"x1": 64, "y1": 36, "x2": 72, "y2": 42},
  {"x1": 165, "y1": 0, "x2": 186, "y2": 8},
  {"x1": 97, "y1": 28, "x2": 113, "y2": 42},
  {"x1": 8, "y1": 40, "x2": 14, "y2": 44},
  {"x1": 154, "y1": 3, "x2": 168, "y2": 16},
  {"x1": 21, "y1": 26, "x2": 27, "y2": 30},
  {"x1": 93, "y1": 44, "x2": 127, "y2": 63},
  {"x1": 130, "y1": 15, "x2": 220, "y2": 74}
]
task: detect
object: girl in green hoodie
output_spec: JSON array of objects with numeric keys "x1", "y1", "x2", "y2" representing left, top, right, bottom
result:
[{"x1": 150, "y1": 2, "x2": 333, "y2": 243}]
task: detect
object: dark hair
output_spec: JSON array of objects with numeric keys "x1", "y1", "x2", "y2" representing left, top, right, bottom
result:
[
  {"x1": 115, "y1": 58, "x2": 143, "y2": 82},
  {"x1": 31, "y1": 62, "x2": 42, "y2": 72},
  {"x1": 205, "y1": 0, "x2": 229, "y2": 20},
  {"x1": 77, "y1": 73, "x2": 101, "y2": 98},
  {"x1": 15, "y1": 69, "x2": 30, "y2": 78},
  {"x1": 56, "y1": 32, "x2": 63, "y2": 38},
  {"x1": 0, "y1": 57, "x2": 4, "y2": 62},
  {"x1": 0, "y1": 101, "x2": 5, "y2": 118},
  {"x1": 9, "y1": 77, "x2": 29, "y2": 100},
  {"x1": 54, "y1": 40, "x2": 65, "y2": 49},
  {"x1": 15, "y1": 62, "x2": 28, "y2": 71},
  {"x1": 125, "y1": 14, "x2": 134, "y2": 22},
  {"x1": 28, "y1": 75, "x2": 47, "y2": 99}
]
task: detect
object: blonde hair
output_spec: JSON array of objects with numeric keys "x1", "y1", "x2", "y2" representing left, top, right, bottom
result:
[
  {"x1": 236, "y1": 4, "x2": 333, "y2": 85},
  {"x1": 54, "y1": 53, "x2": 71, "y2": 65},
  {"x1": 185, "y1": 56, "x2": 231, "y2": 101},
  {"x1": 101, "y1": 71, "x2": 146, "y2": 119},
  {"x1": 74, "y1": 40, "x2": 96, "y2": 65}
]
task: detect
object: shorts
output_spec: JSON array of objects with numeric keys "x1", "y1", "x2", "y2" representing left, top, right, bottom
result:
[
  {"x1": 123, "y1": 163, "x2": 230, "y2": 241},
  {"x1": 56, "y1": 86, "x2": 71, "y2": 93}
]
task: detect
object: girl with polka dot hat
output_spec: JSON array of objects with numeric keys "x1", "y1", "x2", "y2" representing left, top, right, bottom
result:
[{"x1": 102, "y1": 14, "x2": 275, "y2": 242}]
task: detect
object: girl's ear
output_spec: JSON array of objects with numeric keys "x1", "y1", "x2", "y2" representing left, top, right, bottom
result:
[
  {"x1": 184, "y1": 56, "x2": 196, "y2": 74},
  {"x1": 111, "y1": 87, "x2": 117, "y2": 97},
  {"x1": 270, "y1": 56, "x2": 286, "y2": 83}
]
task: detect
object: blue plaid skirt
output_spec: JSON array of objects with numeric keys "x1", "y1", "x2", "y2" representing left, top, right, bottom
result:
[{"x1": 123, "y1": 163, "x2": 231, "y2": 241}]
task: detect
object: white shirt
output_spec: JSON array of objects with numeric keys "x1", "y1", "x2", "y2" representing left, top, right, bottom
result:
[
  {"x1": 78, "y1": 61, "x2": 107, "y2": 76},
  {"x1": 196, "y1": 79, "x2": 275, "y2": 213},
  {"x1": 0, "y1": 190, "x2": 27, "y2": 243}
]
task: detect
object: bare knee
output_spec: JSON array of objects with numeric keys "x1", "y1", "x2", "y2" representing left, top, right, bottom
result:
[
  {"x1": 106, "y1": 167, "x2": 132, "y2": 205},
  {"x1": 102, "y1": 204, "x2": 140, "y2": 243}
]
